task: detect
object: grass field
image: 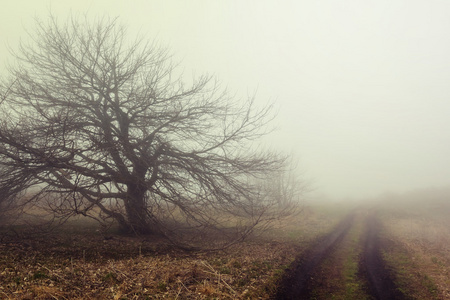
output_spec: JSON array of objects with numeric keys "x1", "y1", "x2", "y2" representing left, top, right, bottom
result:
[
  {"x1": 2, "y1": 194, "x2": 448, "y2": 299},
  {"x1": 377, "y1": 191, "x2": 450, "y2": 299},
  {"x1": 0, "y1": 202, "x2": 347, "y2": 299}
]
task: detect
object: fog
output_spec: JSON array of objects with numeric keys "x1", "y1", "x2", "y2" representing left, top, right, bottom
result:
[{"x1": 2, "y1": 0, "x2": 450, "y2": 199}]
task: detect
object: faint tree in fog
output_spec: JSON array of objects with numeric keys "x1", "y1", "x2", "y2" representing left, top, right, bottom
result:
[
  {"x1": 0, "y1": 16, "x2": 297, "y2": 247},
  {"x1": 272, "y1": 157, "x2": 308, "y2": 207}
]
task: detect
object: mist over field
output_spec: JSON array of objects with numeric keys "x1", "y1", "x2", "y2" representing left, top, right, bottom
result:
[
  {"x1": 2, "y1": 3, "x2": 450, "y2": 298},
  {"x1": 1, "y1": 1, "x2": 450, "y2": 200}
]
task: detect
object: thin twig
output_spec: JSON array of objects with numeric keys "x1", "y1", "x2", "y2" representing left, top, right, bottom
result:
[
  {"x1": 199, "y1": 260, "x2": 236, "y2": 294},
  {"x1": 36, "y1": 263, "x2": 65, "y2": 281},
  {"x1": 0, "y1": 290, "x2": 11, "y2": 300},
  {"x1": 174, "y1": 286, "x2": 182, "y2": 300}
]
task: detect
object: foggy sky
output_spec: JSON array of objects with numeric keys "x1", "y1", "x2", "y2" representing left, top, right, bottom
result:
[{"x1": 2, "y1": 0, "x2": 450, "y2": 199}]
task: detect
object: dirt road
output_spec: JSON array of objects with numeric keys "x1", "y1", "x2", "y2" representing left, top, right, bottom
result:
[{"x1": 274, "y1": 210, "x2": 405, "y2": 300}]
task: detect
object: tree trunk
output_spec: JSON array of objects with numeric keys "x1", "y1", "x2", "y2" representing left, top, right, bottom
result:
[{"x1": 124, "y1": 182, "x2": 151, "y2": 234}]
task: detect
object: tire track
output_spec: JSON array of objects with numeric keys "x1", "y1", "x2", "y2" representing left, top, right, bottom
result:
[
  {"x1": 274, "y1": 210, "x2": 406, "y2": 300},
  {"x1": 361, "y1": 213, "x2": 406, "y2": 300},
  {"x1": 274, "y1": 213, "x2": 355, "y2": 299}
]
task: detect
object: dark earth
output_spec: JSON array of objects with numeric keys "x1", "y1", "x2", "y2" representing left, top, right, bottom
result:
[{"x1": 275, "y1": 210, "x2": 405, "y2": 300}]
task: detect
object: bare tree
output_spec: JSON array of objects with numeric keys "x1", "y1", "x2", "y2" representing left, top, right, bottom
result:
[
  {"x1": 270, "y1": 158, "x2": 309, "y2": 208},
  {"x1": 0, "y1": 16, "x2": 294, "y2": 247}
]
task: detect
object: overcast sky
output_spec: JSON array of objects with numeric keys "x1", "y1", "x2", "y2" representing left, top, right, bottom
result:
[{"x1": 2, "y1": 0, "x2": 450, "y2": 199}]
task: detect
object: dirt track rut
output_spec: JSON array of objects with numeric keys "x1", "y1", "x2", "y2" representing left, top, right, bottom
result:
[
  {"x1": 361, "y1": 214, "x2": 405, "y2": 300},
  {"x1": 275, "y1": 210, "x2": 404, "y2": 300}
]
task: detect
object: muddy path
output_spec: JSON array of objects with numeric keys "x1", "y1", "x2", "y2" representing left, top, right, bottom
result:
[
  {"x1": 274, "y1": 213, "x2": 356, "y2": 299},
  {"x1": 360, "y1": 213, "x2": 405, "y2": 300},
  {"x1": 274, "y1": 210, "x2": 405, "y2": 300}
]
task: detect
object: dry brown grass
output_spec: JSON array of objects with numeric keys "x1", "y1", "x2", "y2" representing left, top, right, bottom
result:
[
  {"x1": 0, "y1": 202, "x2": 352, "y2": 299},
  {"x1": 0, "y1": 232, "x2": 298, "y2": 299},
  {"x1": 0, "y1": 207, "x2": 318, "y2": 299},
  {"x1": 379, "y1": 200, "x2": 450, "y2": 299}
]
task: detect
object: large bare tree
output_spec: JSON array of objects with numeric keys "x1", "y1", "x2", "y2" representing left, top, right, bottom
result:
[{"x1": 0, "y1": 16, "x2": 294, "y2": 246}]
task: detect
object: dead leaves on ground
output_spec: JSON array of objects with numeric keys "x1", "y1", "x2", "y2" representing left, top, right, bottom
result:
[{"x1": 0, "y1": 233, "x2": 297, "y2": 299}]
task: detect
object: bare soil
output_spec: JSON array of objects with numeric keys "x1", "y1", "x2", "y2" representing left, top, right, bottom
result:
[{"x1": 274, "y1": 210, "x2": 405, "y2": 300}]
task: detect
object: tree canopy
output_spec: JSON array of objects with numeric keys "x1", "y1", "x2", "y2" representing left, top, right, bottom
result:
[{"x1": 0, "y1": 16, "x2": 297, "y2": 247}]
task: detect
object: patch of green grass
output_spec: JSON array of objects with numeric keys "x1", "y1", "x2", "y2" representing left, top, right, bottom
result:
[
  {"x1": 382, "y1": 243, "x2": 440, "y2": 300},
  {"x1": 307, "y1": 216, "x2": 371, "y2": 300},
  {"x1": 264, "y1": 263, "x2": 290, "y2": 296},
  {"x1": 231, "y1": 260, "x2": 242, "y2": 269},
  {"x1": 341, "y1": 222, "x2": 370, "y2": 300},
  {"x1": 422, "y1": 274, "x2": 439, "y2": 298},
  {"x1": 157, "y1": 281, "x2": 167, "y2": 292},
  {"x1": 32, "y1": 271, "x2": 48, "y2": 280},
  {"x1": 430, "y1": 256, "x2": 444, "y2": 267},
  {"x1": 103, "y1": 272, "x2": 118, "y2": 283}
]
